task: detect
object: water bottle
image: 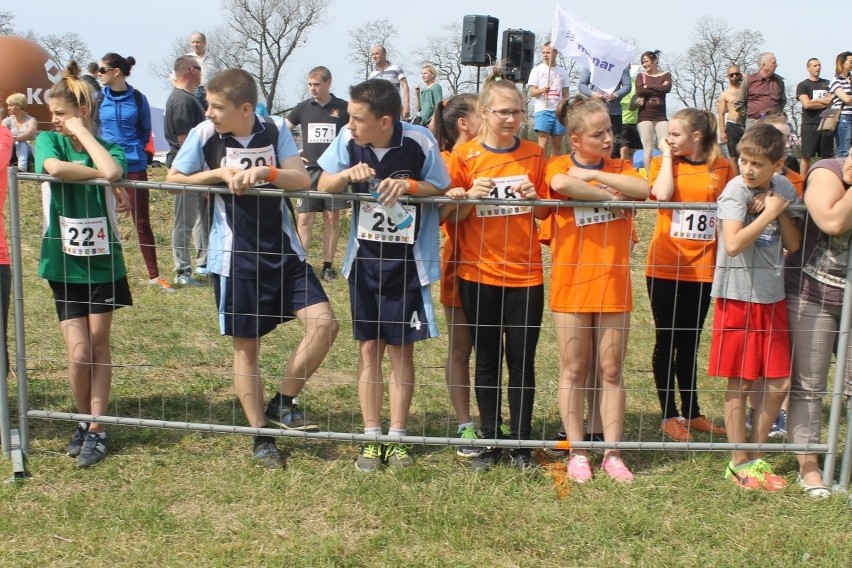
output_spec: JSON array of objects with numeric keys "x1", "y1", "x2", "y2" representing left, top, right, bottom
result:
[{"x1": 369, "y1": 178, "x2": 413, "y2": 230}]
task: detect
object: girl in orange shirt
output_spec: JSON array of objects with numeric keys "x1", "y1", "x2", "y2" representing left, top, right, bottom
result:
[
  {"x1": 446, "y1": 76, "x2": 550, "y2": 472},
  {"x1": 646, "y1": 108, "x2": 733, "y2": 442},
  {"x1": 433, "y1": 93, "x2": 483, "y2": 458},
  {"x1": 546, "y1": 96, "x2": 649, "y2": 483}
]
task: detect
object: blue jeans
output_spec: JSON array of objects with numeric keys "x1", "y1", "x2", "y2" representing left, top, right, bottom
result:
[{"x1": 836, "y1": 114, "x2": 852, "y2": 158}]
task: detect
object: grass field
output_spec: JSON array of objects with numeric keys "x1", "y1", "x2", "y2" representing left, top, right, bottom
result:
[{"x1": 1, "y1": 168, "x2": 850, "y2": 567}]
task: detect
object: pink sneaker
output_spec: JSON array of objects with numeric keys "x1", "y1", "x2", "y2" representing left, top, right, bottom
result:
[
  {"x1": 602, "y1": 455, "x2": 634, "y2": 483},
  {"x1": 566, "y1": 454, "x2": 592, "y2": 483}
]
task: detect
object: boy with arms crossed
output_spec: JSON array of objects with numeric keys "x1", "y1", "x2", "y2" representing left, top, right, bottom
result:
[
  {"x1": 167, "y1": 69, "x2": 338, "y2": 468},
  {"x1": 318, "y1": 79, "x2": 450, "y2": 472},
  {"x1": 709, "y1": 124, "x2": 802, "y2": 490}
]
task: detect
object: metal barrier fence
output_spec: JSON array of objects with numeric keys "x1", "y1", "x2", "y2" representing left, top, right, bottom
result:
[{"x1": 2, "y1": 168, "x2": 850, "y2": 492}]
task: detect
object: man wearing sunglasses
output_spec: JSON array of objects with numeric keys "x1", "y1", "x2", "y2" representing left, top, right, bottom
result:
[
  {"x1": 717, "y1": 64, "x2": 744, "y2": 172},
  {"x1": 165, "y1": 55, "x2": 208, "y2": 287}
]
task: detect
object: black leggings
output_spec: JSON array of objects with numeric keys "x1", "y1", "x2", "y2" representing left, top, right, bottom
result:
[
  {"x1": 646, "y1": 277, "x2": 712, "y2": 420},
  {"x1": 459, "y1": 279, "x2": 543, "y2": 439},
  {"x1": 0, "y1": 265, "x2": 10, "y2": 372}
]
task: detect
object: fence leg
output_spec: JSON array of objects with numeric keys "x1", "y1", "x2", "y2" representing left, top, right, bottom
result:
[{"x1": 4, "y1": 428, "x2": 27, "y2": 483}]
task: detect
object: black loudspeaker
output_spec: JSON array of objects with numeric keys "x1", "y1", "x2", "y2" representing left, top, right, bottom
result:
[
  {"x1": 501, "y1": 29, "x2": 535, "y2": 83},
  {"x1": 461, "y1": 15, "x2": 499, "y2": 66}
]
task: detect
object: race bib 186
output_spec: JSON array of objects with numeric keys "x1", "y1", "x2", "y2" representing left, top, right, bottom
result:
[{"x1": 670, "y1": 209, "x2": 717, "y2": 241}]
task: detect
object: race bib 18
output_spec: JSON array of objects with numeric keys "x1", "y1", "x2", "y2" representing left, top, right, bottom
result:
[{"x1": 475, "y1": 174, "x2": 532, "y2": 217}]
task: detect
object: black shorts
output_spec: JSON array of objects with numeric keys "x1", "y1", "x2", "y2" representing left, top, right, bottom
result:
[
  {"x1": 725, "y1": 122, "x2": 745, "y2": 158},
  {"x1": 49, "y1": 277, "x2": 132, "y2": 322},
  {"x1": 213, "y1": 261, "x2": 329, "y2": 338},
  {"x1": 349, "y1": 280, "x2": 436, "y2": 345},
  {"x1": 799, "y1": 123, "x2": 835, "y2": 159},
  {"x1": 620, "y1": 123, "x2": 642, "y2": 150},
  {"x1": 295, "y1": 168, "x2": 349, "y2": 213}
]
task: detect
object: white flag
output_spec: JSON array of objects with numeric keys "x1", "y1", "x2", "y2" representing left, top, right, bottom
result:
[{"x1": 550, "y1": 4, "x2": 635, "y2": 93}]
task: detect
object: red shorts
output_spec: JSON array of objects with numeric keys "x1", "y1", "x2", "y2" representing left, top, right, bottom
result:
[{"x1": 708, "y1": 298, "x2": 791, "y2": 380}]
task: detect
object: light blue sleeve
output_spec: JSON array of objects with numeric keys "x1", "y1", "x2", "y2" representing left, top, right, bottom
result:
[
  {"x1": 274, "y1": 116, "x2": 298, "y2": 161},
  {"x1": 316, "y1": 126, "x2": 352, "y2": 174},
  {"x1": 171, "y1": 124, "x2": 207, "y2": 174}
]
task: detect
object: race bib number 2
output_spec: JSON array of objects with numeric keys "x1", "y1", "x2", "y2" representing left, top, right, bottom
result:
[
  {"x1": 475, "y1": 175, "x2": 532, "y2": 217},
  {"x1": 59, "y1": 216, "x2": 109, "y2": 256}
]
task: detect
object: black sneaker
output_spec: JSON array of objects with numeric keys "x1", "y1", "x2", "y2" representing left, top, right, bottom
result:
[
  {"x1": 321, "y1": 266, "x2": 337, "y2": 283},
  {"x1": 67, "y1": 422, "x2": 89, "y2": 457},
  {"x1": 265, "y1": 398, "x2": 319, "y2": 431},
  {"x1": 471, "y1": 447, "x2": 503, "y2": 472},
  {"x1": 77, "y1": 432, "x2": 108, "y2": 468},
  {"x1": 543, "y1": 431, "x2": 569, "y2": 458},
  {"x1": 509, "y1": 448, "x2": 535, "y2": 472},
  {"x1": 252, "y1": 439, "x2": 285, "y2": 469}
]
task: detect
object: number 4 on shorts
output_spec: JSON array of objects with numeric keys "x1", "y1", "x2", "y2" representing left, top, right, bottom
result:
[{"x1": 409, "y1": 311, "x2": 422, "y2": 330}]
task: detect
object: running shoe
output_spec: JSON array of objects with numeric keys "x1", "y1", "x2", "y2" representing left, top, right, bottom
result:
[
  {"x1": 566, "y1": 454, "x2": 593, "y2": 483},
  {"x1": 602, "y1": 455, "x2": 634, "y2": 483},
  {"x1": 385, "y1": 443, "x2": 414, "y2": 469},
  {"x1": 356, "y1": 442, "x2": 384, "y2": 473},
  {"x1": 149, "y1": 276, "x2": 176, "y2": 294},
  {"x1": 66, "y1": 422, "x2": 89, "y2": 457},
  {"x1": 456, "y1": 424, "x2": 481, "y2": 458},
  {"x1": 767, "y1": 410, "x2": 787, "y2": 439},
  {"x1": 252, "y1": 439, "x2": 285, "y2": 469},
  {"x1": 265, "y1": 398, "x2": 319, "y2": 431},
  {"x1": 77, "y1": 432, "x2": 108, "y2": 468}
]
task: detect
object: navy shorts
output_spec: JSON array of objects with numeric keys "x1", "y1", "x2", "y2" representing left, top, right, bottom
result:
[
  {"x1": 295, "y1": 168, "x2": 349, "y2": 213},
  {"x1": 213, "y1": 261, "x2": 329, "y2": 338},
  {"x1": 799, "y1": 123, "x2": 834, "y2": 159},
  {"x1": 349, "y1": 280, "x2": 436, "y2": 345},
  {"x1": 49, "y1": 277, "x2": 132, "y2": 322},
  {"x1": 726, "y1": 122, "x2": 745, "y2": 158}
]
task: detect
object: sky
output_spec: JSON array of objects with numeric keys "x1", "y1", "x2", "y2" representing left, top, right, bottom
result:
[{"x1": 10, "y1": 0, "x2": 851, "y2": 110}]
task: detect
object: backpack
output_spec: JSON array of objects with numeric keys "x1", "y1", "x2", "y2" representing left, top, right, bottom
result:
[{"x1": 131, "y1": 88, "x2": 154, "y2": 165}]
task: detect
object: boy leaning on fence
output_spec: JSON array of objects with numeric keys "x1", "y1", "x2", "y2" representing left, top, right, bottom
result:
[
  {"x1": 707, "y1": 123, "x2": 802, "y2": 491},
  {"x1": 317, "y1": 78, "x2": 450, "y2": 472},
  {"x1": 166, "y1": 69, "x2": 338, "y2": 469}
]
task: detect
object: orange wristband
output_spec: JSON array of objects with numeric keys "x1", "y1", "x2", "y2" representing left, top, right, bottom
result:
[
  {"x1": 266, "y1": 167, "x2": 278, "y2": 183},
  {"x1": 407, "y1": 178, "x2": 417, "y2": 195}
]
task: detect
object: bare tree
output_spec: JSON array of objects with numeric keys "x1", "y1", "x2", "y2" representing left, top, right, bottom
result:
[
  {"x1": 347, "y1": 18, "x2": 397, "y2": 81},
  {"x1": 669, "y1": 16, "x2": 763, "y2": 111},
  {"x1": 0, "y1": 11, "x2": 14, "y2": 35},
  {"x1": 220, "y1": 0, "x2": 329, "y2": 112},
  {"x1": 21, "y1": 30, "x2": 91, "y2": 69},
  {"x1": 415, "y1": 22, "x2": 479, "y2": 96}
]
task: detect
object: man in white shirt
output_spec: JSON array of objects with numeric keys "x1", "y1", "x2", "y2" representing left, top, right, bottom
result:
[
  {"x1": 526, "y1": 42, "x2": 570, "y2": 156},
  {"x1": 369, "y1": 45, "x2": 410, "y2": 120},
  {"x1": 187, "y1": 31, "x2": 225, "y2": 109}
]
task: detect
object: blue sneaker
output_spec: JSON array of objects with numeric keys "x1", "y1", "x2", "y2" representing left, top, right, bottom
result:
[
  {"x1": 174, "y1": 272, "x2": 203, "y2": 287},
  {"x1": 265, "y1": 398, "x2": 319, "y2": 431},
  {"x1": 77, "y1": 432, "x2": 108, "y2": 468},
  {"x1": 194, "y1": 266, "x2": 209, "y2": 277},
  {"x1": 66, "y1": 422, "x2": 89, "y2": 457},
  {"x1": 768, "y1": 409, "x2": 787, "y2": 439}
]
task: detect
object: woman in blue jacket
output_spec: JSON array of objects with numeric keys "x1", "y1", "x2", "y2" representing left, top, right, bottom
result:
[{"x1": 98, "y1": 52, "x2": 174, "y2": 293}]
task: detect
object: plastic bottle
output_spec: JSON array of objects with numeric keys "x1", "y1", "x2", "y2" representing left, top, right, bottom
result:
[{"x1": 369, "y1": 178, "x2": 413, "y2": 230}]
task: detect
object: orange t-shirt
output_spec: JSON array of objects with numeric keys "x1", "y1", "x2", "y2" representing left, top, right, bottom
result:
[
  {"x1": 784, "y1": 168, "x2": 804, "y2": 199},
  {"x1": 446, "y1": 138, "x2": 546, "y2": 288},
  {"x1": 645, "y1": 156, "x2": 734, "y2": 283},
  {"x1": 544, "y1": 155, "x2": 643, "y2": 313}
]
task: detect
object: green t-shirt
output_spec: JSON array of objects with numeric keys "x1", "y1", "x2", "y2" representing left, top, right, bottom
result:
[
  {"x1": 621, "y1": 80, "x2": 639, "y2": 125},
  {"x1": 35, "y1": 130, "x2": 128, "y2": 284}
]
